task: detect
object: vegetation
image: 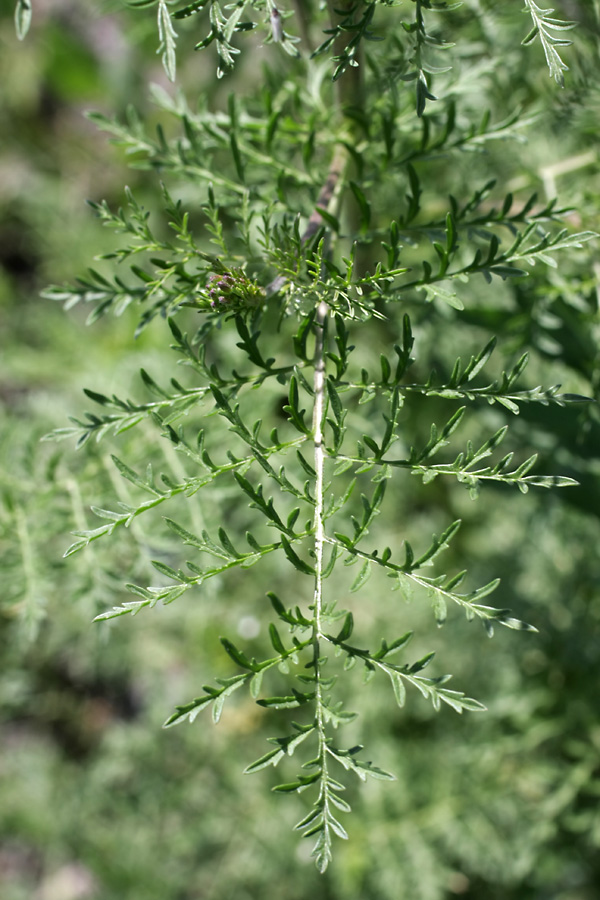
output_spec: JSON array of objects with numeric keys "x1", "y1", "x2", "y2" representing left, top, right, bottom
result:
[{"x1": 2, "y1": 0, "x2": 599, "y2": 896}]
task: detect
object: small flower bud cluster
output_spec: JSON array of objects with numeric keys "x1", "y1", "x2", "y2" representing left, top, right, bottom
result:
[
  {"x1": 207, "y1": 272, "x2": 234, "y2": 308},
  {"x1": 203, "y1": 268, "x2": 265, "y2": 313}
]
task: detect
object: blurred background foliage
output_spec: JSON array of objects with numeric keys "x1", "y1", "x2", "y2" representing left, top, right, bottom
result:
[{"x1": 1, "y1": 1, "x2": 600, "y2": 898}]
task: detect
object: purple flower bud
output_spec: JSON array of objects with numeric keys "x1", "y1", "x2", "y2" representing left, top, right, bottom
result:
[
  {"x1": 209, "y1": 288, "x2": 217, "y2": 298},
  {"x1": 210, "y1": 300, "x2": 216, "y2": 308},
  {"x1": 219, "y1": 295, "x2": 226, "y2": 304}
]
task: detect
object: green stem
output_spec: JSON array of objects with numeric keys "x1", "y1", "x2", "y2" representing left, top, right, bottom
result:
[
  {"x1": 292, "y1": 0, "x2": 314, "y2": 52},
  {"x1": 326, "y1": 0, "x2": 364, "y2": 112}
]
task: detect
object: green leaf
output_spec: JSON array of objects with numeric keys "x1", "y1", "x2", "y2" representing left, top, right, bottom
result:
[
  {"x1": 173, "y1": 1, "x2": 209, "y2": 19},
  {"x1": 272, "y1": 780, "x2": 304, "y2": 793},
  {"x1": 350, "y1": 560, "x2": 371, "y2": 593},
  {"x1": 390, "y1": 671, "x2": 406, "y2": 707},
  {"x1": 431, "y1": 590, "x2": 447, "y2": 626},
  {"x1": 269, "y1": 623, "x2": 287, "y2": 655},
  {"x1": 111, "y1": 455, "x2": 161, "y2": 496},
  {"x1": 350, "y1": 181, "x2": 371, "y2": 231},
  {"x1": 220, "y1": 637, "x2": 254, "y2": 670},
  {"x1": 316, "y1": 207, "x2": 340, "y2": 232},
  {"x1": 14, "y1": 0, "x2": 32, "y2": 40},
  {"x1": 326, "y1": 379, "x2": 344, "y2": 424},
  {"x1": 335, "y1": 612, "x2": 354, "y2": 642},
  {"x1": 273, "y1": 770, "x2": 321, "y2": 792},
  {"x1": 249, "y1": 670, "x2": 263, "y2": 699},
  {"x1": 157, "y1": 0, "x2": 177, "y2": 81},
  {"x1": 163, "y1": 695, "x2": 214, "y2": 728},
  {"x1": 409, "y1": 651, "x2": 436, "y2": 674},
  {"x1": 244, "y1": 748, "x2": 284, "y2": 773},
  {"x1": 280, "y1": 536, "x2": 315, "y2": 576},
  {"x1": 257, "y1": 692, "x2": 314, "y2": 710}
]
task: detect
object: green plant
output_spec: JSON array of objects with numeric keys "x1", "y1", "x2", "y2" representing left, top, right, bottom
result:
[{"x1": 20, "y1": 0, "x2": 597, "y2": 874}]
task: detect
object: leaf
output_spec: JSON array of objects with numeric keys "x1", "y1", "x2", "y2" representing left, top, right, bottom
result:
[
  {"x1": 163, "y1": 675, "x2": 248, "y2": 727},
  {"x1": 257, "y1": 692, "x2": 314, "y2": 710},
  {"x1": 522, "y1": 0, "x2": 576, "y2": 85},
  {"x1": 328, "y1": 816, "x2": 349, "y2": 840},
  {"x1": 422, "y1": 283, "x2": 464, "y2": 310},
  {"x1": 326, "y1": 379, "x2": 343, "y2": 423},
  {"x1": 273, "y1": 771, "x2": 321, "y2": 793},
  {"x1": 295, "y1": 809, "x2": 322, "y2": 831},
  {"x1": 220, "y1": 637, "x2": 254, "y2": 670},
  {"x1": 431, "y1": 589, "x2": 447, "y2": 626},
  {"x1": 173, "y1": 1, "x2": 209, "y2": 19},
  {"x1": 349, "y1": 181, "x2": 371, "y2": 231},
  {"x1": 244, "y1": 748, "x2": 284, "y2": 773},
  {"x1": 409, "y1": 651, "x2": 436, "y2": 674},
  {"x1": 272, "y1": 780, "x2": 304, "y2": 793},
  {"x1": 390, "y1": 671, "x2": 406, "y2": 707},
  {"x1": 111, "y1": 455, "x2": 160, "y2": 496},
  {"x1": 280, "y1": 536, "x2": 315, "y2": 576},
  {"x1": 249, "y1": 671, "x2": 263, "y2": 699},
  {"x1": 157, "y1": 0, "x2": 178, "y2": 81},
  {"x1": 465, "y1": 578, "x2": 501, "y2": 604},
  {"x1": 14, "y1": 0, "x2": 32, "y2": 40},
  {"x1": 163, "y1": 695, "x2": 214, "y2": 728},
  {"x1": 316, "y1": 207, "x2": 340, "y2": 232},
  {"x1": 212, "y1": 694, "x2": 225, "y2": 724},
  {"x1": 335, "y1": 612, "x2": 354, "y2": 642},
  {"x1": 350, "y1": 560, "x2": 371, "y2": 593},
  {"x1": 352, "y1": 759, "x2": 396, "y2": 782}
]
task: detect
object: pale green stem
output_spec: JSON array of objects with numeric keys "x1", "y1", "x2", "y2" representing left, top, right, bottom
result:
[
  {"x1": 312, "y1": 296, "x2": 330, "y2": 815},
  {"x1": 309, "y1": 0, "x2": 364, "y2": 854}
]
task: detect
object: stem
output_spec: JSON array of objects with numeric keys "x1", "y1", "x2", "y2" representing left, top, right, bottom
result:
[
  {"x1": 326, "y1": 0, "x2": 364, "y2": 112},
  {"x1": 312, "y1": 301, "x2": 327, "y2": 638},
  {"x1": 312, "y1": 296, "x2": 330, "y2": 857},
  {"x1": 265, "y1": 146, "x2": 348, "y2": 296},
  {"x1": 292, "y1": 0, "x2": 313, "y2": 52},
  {"x1": 308, "y1": 4, "x2": 367, "y2": 867},
  {"x1": 325, "y1": 0, "x2": 366, "y2": 273}
]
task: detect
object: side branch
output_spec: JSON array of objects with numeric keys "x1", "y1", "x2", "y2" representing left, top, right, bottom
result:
[{"x1": 266, "y1": 147, "x2": 348, "y2": 296}]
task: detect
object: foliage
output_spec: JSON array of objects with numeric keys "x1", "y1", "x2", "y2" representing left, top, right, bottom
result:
[{"x1": 4, "y1": 0, "x2": 600, "y2": 888}]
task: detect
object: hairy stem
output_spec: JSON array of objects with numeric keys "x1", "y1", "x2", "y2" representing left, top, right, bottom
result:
[
  {"x1": 308, "y1": 4, "x2": 367, "y2": 866},
  {"x1": 312, "y1": 301, "x2": 327, "y2": 639},
  {"x1": 312, "y1": 296, "x2": 330, "y2": 864}
]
